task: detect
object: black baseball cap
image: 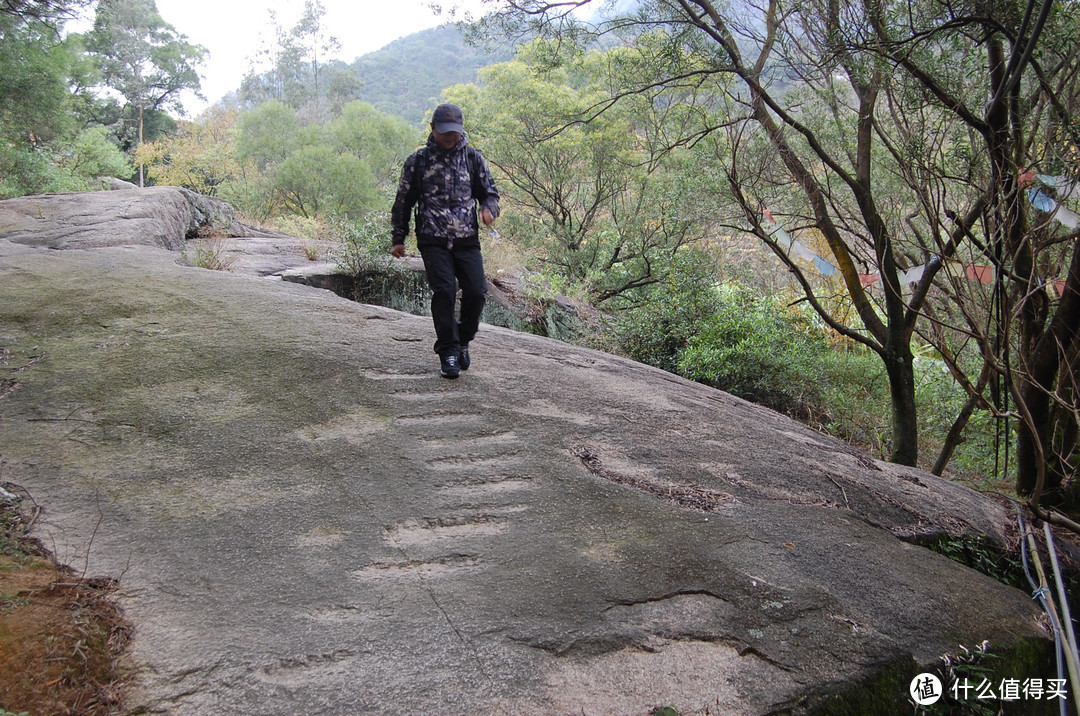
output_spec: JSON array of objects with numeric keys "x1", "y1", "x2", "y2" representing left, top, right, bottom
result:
[{"x1": 432, "y1": 103, "x2": 465, "y2": 134}]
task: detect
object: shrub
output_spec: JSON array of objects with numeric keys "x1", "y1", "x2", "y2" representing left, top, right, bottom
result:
[
  {"x1": 677, "y1": 286, "x2": 835, "y2": 414},
  {"x1": 604, "y1": 249, "x2": 722, "y2": 373},
  {"x1": 332, "y1": 212, "x2": 428, "y2": 313},
  {"x1": 184, "y1": 236, "x2": 237, "y2": 271}
]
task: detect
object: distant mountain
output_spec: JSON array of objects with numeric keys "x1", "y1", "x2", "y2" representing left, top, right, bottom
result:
[{"x1": 350, "y1": 24, "x2": 517, "y2": 126}]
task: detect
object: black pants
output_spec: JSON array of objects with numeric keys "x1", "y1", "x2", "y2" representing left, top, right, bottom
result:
[{"x1": 418, "y1": 244, "x2": 487, "y2": 358}]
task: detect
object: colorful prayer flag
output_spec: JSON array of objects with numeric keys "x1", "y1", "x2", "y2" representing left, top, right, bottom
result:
[
  {"x1": 1036, "y1": 175, "x2": 1080, "y2": 200},
  {"x1": 790, "y1": 240, "x2": 818, "y2": 263},
  {"x1": 814, "y1": 256, "x2": 836, "y2": 276},
  {"x1": 1029, "y1": 188, "x2": 1057, "y2": 213},
  {"x1": 965, "y1": 265, "x2": 995, "y2": 283},
  {"x1": 1053, "y1": 205, "x2": 1079, "y2": 229}
]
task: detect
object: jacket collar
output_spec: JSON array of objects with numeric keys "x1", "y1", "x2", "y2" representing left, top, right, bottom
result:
[{"x1": 426, "y1": 133, "x2": 469, "y2": 155}]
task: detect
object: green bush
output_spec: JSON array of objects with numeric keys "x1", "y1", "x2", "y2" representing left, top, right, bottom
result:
[
  {"x1": 605, "y1": 250, "x2": 721, "y2": 373},
  {"x1": 332, "y1": 211, "x2": 395, "y2": 276},
  {"x1": 677, "y1": 286, "x2": 837, "y2": 415},
  {"x1": 0, "y1": 143, "x2": 58, "y2": 198},
  {"x1": 332, "y1": 213, "x2": 428, "y2": 313},
  {"x1": 811, "y1": 345, "x2": 902, "y2": 456}
]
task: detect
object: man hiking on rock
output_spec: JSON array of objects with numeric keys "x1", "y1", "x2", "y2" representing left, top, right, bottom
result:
[{"x1": 390, "y1": 102, "x2": 501, "y2": 379}]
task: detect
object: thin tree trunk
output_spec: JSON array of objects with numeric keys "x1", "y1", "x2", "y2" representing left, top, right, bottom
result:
[
  {"x1": 932, "y1": 392, "x2": 980, "y2": 476},
  {"x1": 138, "y1": 104, "x2": 144, "y2": 188}
]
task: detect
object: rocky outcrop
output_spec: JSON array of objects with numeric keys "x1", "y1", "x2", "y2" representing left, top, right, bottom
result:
[
  {"x1": 0, "y1": 186, "x2": 197, "y2": 250},
  {"x1": 0, "y1": 189, "x2": 1055, "y2": 715},
  {"x1": 0, "y1": 186, "x2": 291, "y2": 252}
]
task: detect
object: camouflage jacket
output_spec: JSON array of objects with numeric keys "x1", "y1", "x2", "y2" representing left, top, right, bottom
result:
[{"x1": 390, "y1": 135, "x2": 501, "y2": 250}]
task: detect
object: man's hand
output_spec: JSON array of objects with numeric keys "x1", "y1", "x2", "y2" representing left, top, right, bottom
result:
[
  {"x1": 480, "y1": 208, "x2": 495, "y2": 227},
  {"x1": 391, "y1": 244, "x2": 406, "y2": 259}
]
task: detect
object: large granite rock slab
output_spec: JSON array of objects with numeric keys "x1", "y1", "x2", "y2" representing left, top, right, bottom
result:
[{"x1": 0, "y1": 191, "x2": 1052, "y2": 715}]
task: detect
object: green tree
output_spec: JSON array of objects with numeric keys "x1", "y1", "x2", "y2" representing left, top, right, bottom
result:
[
  {"x1": 274, "y1": 142, "x2": 374, "y2": 218},
  {"x1": 54, "y1": 124, "x2": 134, "y2": 188},
  {"x1": 448, "y1": 40, "x2": 708, "y2": 304},
  {"x1": 0, "y1": 7, "x2": 77, "y2": 140},
  {"x1": 290, "y1": 0, "x2": 339, "y2": 105},
  {"x1": 0, "y1": 2, "x2": 115, "y2": 196},
  {"x1": 234, "y1": 100, "x2": 299, "y2": 174},
  {"x1": 238, "y1": 1, "x2": 356, "y2": 115},
  {"x1": 84, "y1": 0, "x2": 206, "y2": 186},
  {"x1": 232, "y1": 99, "x2": 399, "y2": 220},
  {"x1": 327, "y1": 100, "x2": 417, "y2": 189},
  {"x1": 135, "y1": 105, "x2": 245, "y2": 196},
  {"x1": 0, "y1": 1, "x2": 89, "y2": 22}
]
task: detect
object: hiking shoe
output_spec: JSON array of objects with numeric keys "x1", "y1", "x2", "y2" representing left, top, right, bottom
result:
[
  {"x1": 440, "y1": 353, "x2": 460, "y2": 379},
  {"x1": 459, "y1": 345, "x2": 470, "y2": 371}
]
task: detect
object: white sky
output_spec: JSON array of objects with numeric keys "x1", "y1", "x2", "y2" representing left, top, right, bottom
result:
[{"x1": 73, "y1": 0, "x2": 491, "y2": 118}]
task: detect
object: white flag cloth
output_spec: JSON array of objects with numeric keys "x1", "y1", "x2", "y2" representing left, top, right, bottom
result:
[
  {"x1": 790, "y1": 240, "x2": 819, "y2": 263},
  {"x1": 900, "y1": 265, "x2": 926, "y2": 284},
  {"x1": 1028, "y1": 183, "x2": 1080, "y2": 230},
  {"x1": 772, "y1": 225, "x2": 796, "y2": 252},
  {"x1": 1054, "y1": 204, "x2": 1080, "y2": 229}
]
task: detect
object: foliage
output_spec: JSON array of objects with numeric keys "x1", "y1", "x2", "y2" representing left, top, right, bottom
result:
[
  {"x1": 183, "y1": 236, "x2": 237, "y2": 271},
  {"x1": 0, "y1": 8, "x2": 113, "y2": 196},
  {"x1": 332, "y1": 212, "x2": 428, "y2": 312},
  {"x1": 82, "y1": 0, "x2": 206, "y2": 186},
  {"x1": 90, "y1": 96, "x2": 177, "y2": 154},
  {"x1": 52, "y1": 124, "x2": 133, "y2": 189},
  {"x1": 0, "y1": 9, "x2": 77, "y2": 142},
  {"x1": 448, "y1": 39, "x2": 709, "y2": 305},
  {"x1": 234, "y1": 99, "x2": 299, "y2": 172},
  {"x1": 605, "y1": 248, "x2": 721, "y2": 373},
  {"x1": 603, "y1": 263, "x2": 1000, "y2": 472},
  {"x1": 328, "y1": 100, "x2": 415, "y2": 189},
  {"x1": 0, "y1": 99, "x2": 130, "y2": 198},
  {"x1": 0, "y1": 0, "x2": 89, "y2": 22},
  {"x1": 926, "y1": 535, "x2": 1025, "y2": 589},
  {"x1": 228, "y1": 99, "x2": 410, "y2": 220},
  {"x1": 237, "y1": 0, "x2": 359, "y2": 116},
  {"x1": 135, "y1": 105, "x2": 245, "y2": 196},
  {"x1": 0, "y1": 144, "x2": 60, "y2": 198},
  {"x1": 274, "y1": 142, "x2": 373, "y2": 218},
  {"x1": 477, "y1": 0, "x2": 1080, "y2": 503},
  {"x1": 678, "y1": 286, "x2": 840, "y2": 417},
  {"x1": 83, "y1": 0, "x2": 206, "y2": 118},
  {"x1": 333, "y1": 212, "x2": 396, "y2": 276}
]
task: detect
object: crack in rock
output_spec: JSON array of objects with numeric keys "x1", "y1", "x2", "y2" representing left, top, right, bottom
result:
[
  {"x1": 572, "y1": 445, "x2": 734, "y2": 512},
  {"x1": 255, "y1": 649, "x2": 366, "y2": 687}
]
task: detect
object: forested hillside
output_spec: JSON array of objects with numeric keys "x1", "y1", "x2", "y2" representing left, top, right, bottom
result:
[{"x1": 349, "y1": 24, "x2": 516, "y2": 125}]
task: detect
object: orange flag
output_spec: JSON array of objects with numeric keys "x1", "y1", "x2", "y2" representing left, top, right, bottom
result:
[{"x1": 965, "y1": 265, "x2": 995, "y2": 283}]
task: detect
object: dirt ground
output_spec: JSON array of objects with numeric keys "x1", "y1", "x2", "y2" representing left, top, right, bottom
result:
[{"x1": 0, "y1": 491, "x2": 129, "y2": 716}]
